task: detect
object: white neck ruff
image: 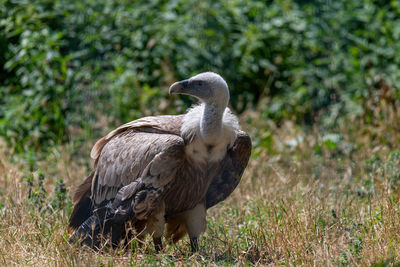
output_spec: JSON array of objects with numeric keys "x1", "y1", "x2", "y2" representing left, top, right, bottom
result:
[{"x1": 180, "y1": 104, "x2": 239, "y2": 163}]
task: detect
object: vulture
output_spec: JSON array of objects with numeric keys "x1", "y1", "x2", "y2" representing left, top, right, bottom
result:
[{"x1": 68, "y1": 72, "x2": 251, "y2": 252}]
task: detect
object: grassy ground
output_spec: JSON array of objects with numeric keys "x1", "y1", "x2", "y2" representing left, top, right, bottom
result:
[{"x1": 0, "y1": 106, "x2": 400, "y2": 266}]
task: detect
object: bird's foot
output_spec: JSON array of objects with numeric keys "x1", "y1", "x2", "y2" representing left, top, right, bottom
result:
[
  {"x1": 190, "y1": 237, "x2": 198, "y2": 253},
  {"x1": 153, "y1": 236, "x2": 163, "y2": 253}
]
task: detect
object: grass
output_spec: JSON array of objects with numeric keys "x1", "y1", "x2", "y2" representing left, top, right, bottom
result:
[{"x1": 0, "y1": 105, "x2": 400, "y2": 266}]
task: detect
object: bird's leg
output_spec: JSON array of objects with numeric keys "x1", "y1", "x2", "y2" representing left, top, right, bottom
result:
[
  {"x1": 184, "y1": 203, "x2": 206, "y2": 253},
  {"x1": 153, "y1": 236, "x2": 163, "y2": 252},
  {"x1": 148, "y1": 202, "x2": 165, "y2": 253},
  {"x1": 190, "y1": 237, "x2": 198, "y2": 252}
]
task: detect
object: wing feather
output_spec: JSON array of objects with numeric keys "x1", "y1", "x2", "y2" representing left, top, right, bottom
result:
[
  {"x1": 69, "y1": 115, "x2": 185, "y2": 231},
  {"x1": 90, "y1": 115, "x2": 183, "y2": 160},
  {"x1": 111, "y1": 138, "x2": 184, "y2": 219},
  {"x1": 91, "y1": 130, "x2": 185, "y2": 205},
  {"x1": 69, "y1": 136, "x2": 185, "y2": 246},
  {"x1": 205, "y1": 130, "x2": 252, "y2": 209}
]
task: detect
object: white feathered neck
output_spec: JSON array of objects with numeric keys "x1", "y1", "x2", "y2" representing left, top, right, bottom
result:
[{"x1": 181, "y1": 103, "x2": 239, "y2": 163}]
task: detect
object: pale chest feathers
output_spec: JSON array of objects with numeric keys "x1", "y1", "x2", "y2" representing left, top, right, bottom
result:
[
  {"x1": 181, "y1": 105, "x2": 239, "y2": 164},
  {"x1": 184, "y1": 132, "x2": 230, "y2": 163}
]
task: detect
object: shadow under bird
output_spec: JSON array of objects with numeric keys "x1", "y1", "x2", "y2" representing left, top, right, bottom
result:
[{"x1": 68, "y1": 72, "x2": 252, "y2": 252}]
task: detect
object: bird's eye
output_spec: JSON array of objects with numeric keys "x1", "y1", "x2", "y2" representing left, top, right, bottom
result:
[{"x1": 198, "y1": 81, "x2": 203, "y2": 86}]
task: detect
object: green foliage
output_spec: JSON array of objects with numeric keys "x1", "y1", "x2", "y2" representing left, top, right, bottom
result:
[
  {"x1": 24, "y1": 171, "x2": 71, "y2": 215},
  {"x1": 1, "y1": 1, "x2": 69, "y2": 152},
  {"x1": 25, "y1": 171, "x2": 47, "y2": 205},
  {"x1": 1, "y1": 0, "x2": 399, "y2": 152},
  {"x1": 53, "y1": 178, "x2": 67, "y2": 210},
  {"x1": 365, "y1": 150, "x2": 400, "y2": 192}
]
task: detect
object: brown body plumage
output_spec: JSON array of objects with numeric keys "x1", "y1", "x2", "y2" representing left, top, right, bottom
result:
[{"x1": 68, "y1": 72, "x2": 251, "y2": 252}]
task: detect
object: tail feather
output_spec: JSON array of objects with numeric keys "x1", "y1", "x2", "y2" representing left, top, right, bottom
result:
[
  {"x1": 69, "y1": 207, "x2": 106, "y2": 249},
  {"x1": 69, "y1": 172, "x2": 94, "y2": 230},
  {"x1": 69, "y1": 202, "x2": 135, "y2": 249},
  {"x1": 69, "y1": 178, "x2": 157, "y2": 249}
]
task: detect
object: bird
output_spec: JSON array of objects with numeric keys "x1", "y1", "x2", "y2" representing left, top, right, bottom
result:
[{"x1": 68, "y1": 72, "x2": 252, "y2": 252}]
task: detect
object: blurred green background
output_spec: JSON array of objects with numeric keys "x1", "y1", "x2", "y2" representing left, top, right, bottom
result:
[{"x1": 1, "y1": 0, "x2": 399, "y2": 154}]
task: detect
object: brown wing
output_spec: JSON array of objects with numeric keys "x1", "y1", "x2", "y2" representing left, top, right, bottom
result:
[
  {"x1": 108, "y1": 137, "x2": 185, "y2": 220},
  {"x1": 205, "y1": 130, "x2": 252, "y2": 209},
  {"x1": 69, "y1": 115, "x2": 184, "y2": 229},
  {"x1": 91, "y1": 115, "x2": 183, "y2": 160},
  {"x1": 91, "y1": 131, "x2": 185, "y2": 205},
  {"x1": 69, "y1": 136, "x2": 186, "y2": 246}
]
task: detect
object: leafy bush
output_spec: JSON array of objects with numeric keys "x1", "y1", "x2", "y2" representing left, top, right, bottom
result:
[{"x1": 1, "y1": 0, "x2": 399, "y2": 152}]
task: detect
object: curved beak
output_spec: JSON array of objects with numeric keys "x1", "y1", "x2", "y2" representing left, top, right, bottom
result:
[{"x1": 169, "y1": 79, "x2": 189, "y2": 95}]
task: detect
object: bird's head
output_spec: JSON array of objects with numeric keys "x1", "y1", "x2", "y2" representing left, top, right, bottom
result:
[{"x1": 169, "y1": 72, "x2": 229, "y2": 108}]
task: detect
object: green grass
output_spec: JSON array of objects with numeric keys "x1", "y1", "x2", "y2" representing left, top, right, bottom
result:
[{"x1": 0, "y1": 107, "x2": 400, "y2": 266}]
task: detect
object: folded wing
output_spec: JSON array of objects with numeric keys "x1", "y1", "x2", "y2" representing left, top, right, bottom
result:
[
  {"x1": 69, "y1": 131, "x2": 185, "y2": 247},
  {"x1": 206, "y1": 130, "x2": 252, "y2": 209}
]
